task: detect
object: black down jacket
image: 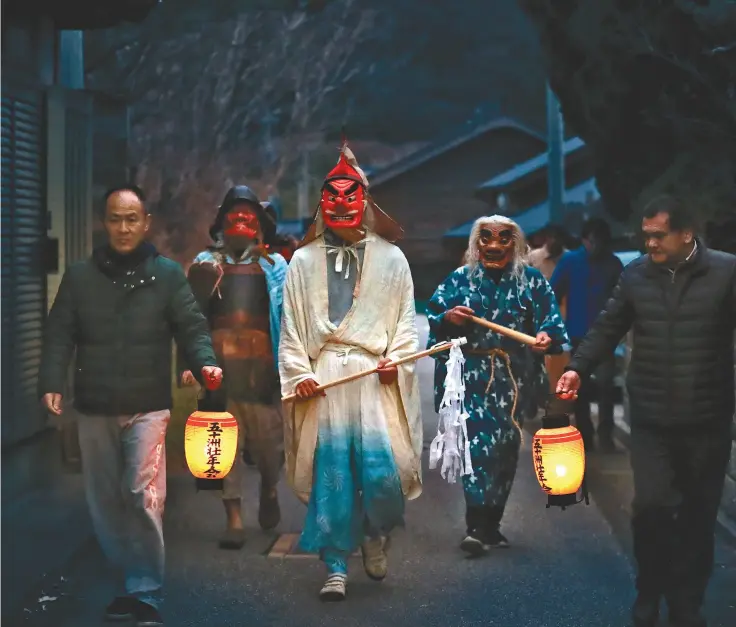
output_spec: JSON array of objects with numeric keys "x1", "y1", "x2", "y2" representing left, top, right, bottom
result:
[
  {"x1": 568, "y1": 243, "x2": 736, "y2": 429},
  {"x1": 38, "y1": 247, "x2": 217, "y2": 416}
]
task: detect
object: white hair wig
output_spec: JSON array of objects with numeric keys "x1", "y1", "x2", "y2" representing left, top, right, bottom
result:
[{"x1": 464, "y1": 214, "x2": 530, "y2": 283}]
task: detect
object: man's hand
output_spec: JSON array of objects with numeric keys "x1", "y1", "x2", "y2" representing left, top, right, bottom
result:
[
  {"x1": 444, "y1": 306, "x2": 475, "y2": 326},
  {"x1": 532, "y1": 331, "x2": 552, "y2": 354},
  {"x1": 202, "y1": 366, "x2": 223, "y2": 390},
  {"x1": 376, "y1": 357, "x2": 398, "y2": 385},
  {"x1": 42, "y1": 393, "x2": 63, "y2": 416},
  {"x1": 295, "y1": 378, "x2": 326, "y2": 400},
  {"x1": 556, "y1": 370, "x2": 581, "y2": 400},
  {"x1": 181, "y1": 370, "x2": 197, "y2": 387}
]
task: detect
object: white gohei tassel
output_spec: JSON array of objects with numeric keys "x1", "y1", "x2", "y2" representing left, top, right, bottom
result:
[{"x1": 428, "y1": 337, "x2": 474, "y2": 484}]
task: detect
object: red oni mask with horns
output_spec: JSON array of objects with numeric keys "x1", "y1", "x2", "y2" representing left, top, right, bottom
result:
[{"x1": 320, "y1": 149, "x2": 366, "y2": 230}]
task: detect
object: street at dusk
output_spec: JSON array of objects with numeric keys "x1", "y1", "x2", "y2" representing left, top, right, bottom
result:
[
  {"x1": 9, "y1": 319, "x2": 736, "y2": 627},
  {"x1": 3, "y1": 3, "x2": 735, "y2": 627}
]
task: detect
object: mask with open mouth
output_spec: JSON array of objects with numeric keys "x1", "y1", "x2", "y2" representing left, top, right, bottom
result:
[
  {"x1": 478, "y1": 225, "x2": 514, "y2": 270},
  {"x1": 223, "y1": 204, "x2": 261, "y2": 247},
  {"x1": 320, "y1": 148, "x2": 366, "y2": 230}
]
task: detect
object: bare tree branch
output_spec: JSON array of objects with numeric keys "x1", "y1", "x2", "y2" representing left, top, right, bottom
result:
[{"x1": 85, "y1": 0, "x2": 373, "y2": 262}]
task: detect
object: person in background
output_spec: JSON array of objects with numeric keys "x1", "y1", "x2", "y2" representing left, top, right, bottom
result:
[
  {"x1": 527, "y1": 223, "x2": 570, "y2": 280},
  {"x1": 527, "y1": 223, "x2": 572, "y2": 393},
  {"x1": 38, "y1": 185, "x2": 221, "y2": 627},
  {"x1": 557, "y1": 195, "x2": 736, "y2": 627},
  {"x1": 550, "y1": 218, "x2": 623, "y2": 452}
]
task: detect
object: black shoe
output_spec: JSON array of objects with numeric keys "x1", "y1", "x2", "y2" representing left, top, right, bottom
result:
[
  {"x1": 134, "y1": 600, "x2": 164, "y2": 627},
  {"x1": 104, "y1": 596, "x2": 136, "y2": 622},
  {"x1": 486, "y1": 528, "x2": 509, "y2": 549},
  {"x1": 460, "y1": 531, "x2": 490, "y2": 557},
  {"x1": 631, "y1": 594, "x2": 660, "y2": 627}
]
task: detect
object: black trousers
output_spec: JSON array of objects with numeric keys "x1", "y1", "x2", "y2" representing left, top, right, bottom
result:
[
  {"x1": 571, "y1": 338, "x2": 616, "y2": 446},
  {"x1": 629, "y1": 422, "x2": 732, "y2": 611}
]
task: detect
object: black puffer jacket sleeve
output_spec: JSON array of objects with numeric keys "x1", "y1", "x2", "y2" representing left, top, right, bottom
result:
[
  {"x1": 167, "y1": 265, "x2": 217, "y2": 383},
  {"x1": 567, "y1": 272, "x2": 635, "y2": 378},
  {"x1": 38, "y1": 268, "x2": 78, "y2": 397}
]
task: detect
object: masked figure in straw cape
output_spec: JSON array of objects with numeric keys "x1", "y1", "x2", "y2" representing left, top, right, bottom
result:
[
  {"x1": 279, "y1": 139, "x2": 422, "y2": 601},
  {"x1": 427, "y1": 216, "x2": 569, "y2": 556},
  {"x1": 180, "y1": 185, "x2": 287, "y2": 549}
]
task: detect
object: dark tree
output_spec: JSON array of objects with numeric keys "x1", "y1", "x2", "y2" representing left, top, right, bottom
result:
[{"x1": 517, "y1": 0, "x2": 736, "y2": 251}]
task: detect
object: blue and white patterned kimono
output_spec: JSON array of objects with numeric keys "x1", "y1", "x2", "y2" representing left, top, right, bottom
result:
[{"x1": 427, "y1": 264, "x2": 569, "y2": 510}]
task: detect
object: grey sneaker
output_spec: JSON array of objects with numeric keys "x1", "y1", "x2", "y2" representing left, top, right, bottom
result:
[{"x1": 319, "y1": 573, "x2": 347, "y2": 602}]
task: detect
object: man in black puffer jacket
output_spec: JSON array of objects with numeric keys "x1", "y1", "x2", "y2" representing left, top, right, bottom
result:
[
  {"x1": 557, "y1": 195, "x2": 736, "y2": 627},
  {"x1": 38, "y1": 185, "x2": 221, "y2": 627}
]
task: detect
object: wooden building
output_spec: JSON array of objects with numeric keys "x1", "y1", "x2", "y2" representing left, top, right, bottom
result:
[
  {"x1": 368, "y1": 117, "x2": 547, "y2": 298},
  {"x1": 443, "y1": 137, "x2": 633, "y2": 264}
]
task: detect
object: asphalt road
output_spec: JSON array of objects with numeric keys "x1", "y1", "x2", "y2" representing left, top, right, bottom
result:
[{"x1": 11, "y1": 317, "x2": 736, "y2": 627}]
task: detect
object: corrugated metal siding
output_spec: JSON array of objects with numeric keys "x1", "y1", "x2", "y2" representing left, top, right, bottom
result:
[{"x1": 1, "y1": 82, "x2": 47, "y2": 446}]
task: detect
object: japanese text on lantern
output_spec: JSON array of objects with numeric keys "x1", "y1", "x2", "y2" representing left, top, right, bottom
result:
[
  {"x1": 533, "y1": 439, "x2": 551, "y2": 493},
  {"x1": 205, "y1": 422, "x2": 223, "y2": 478}
]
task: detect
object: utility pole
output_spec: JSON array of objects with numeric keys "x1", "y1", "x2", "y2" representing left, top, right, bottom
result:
[
  {"x1": 297, "y1": 150, "x2": 310, "y2": 220},
  {"x1": 546, "y1": 82, "x2": 565, "y2": 225}
]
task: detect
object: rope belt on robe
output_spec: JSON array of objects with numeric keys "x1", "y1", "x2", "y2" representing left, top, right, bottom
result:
[
  {"x1": 321, "y1": 342, "x2": 374, "y2": 366},
  {"x1": 465, "y1": 348, "x2": 522, "y2": 441}
]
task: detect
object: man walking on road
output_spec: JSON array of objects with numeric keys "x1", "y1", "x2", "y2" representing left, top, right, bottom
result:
[
  {"x1": 557, "y1": 195, "x2": 736, "y2": 627},
  {"x1": 38, "y1": 185, "x2": 221, "y2": 627},
  {"x1": 550, "y1": 218, "x2": 624, "y2": 452}
]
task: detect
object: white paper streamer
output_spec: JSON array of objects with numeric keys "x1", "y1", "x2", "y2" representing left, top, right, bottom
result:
[{"x1": 429, "y1": 337, "x2": 474, "y2": 483}]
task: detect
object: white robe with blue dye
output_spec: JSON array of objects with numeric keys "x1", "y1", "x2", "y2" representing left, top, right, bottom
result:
[{"x1": 279, "y1": 231, "x2": 422, "y2": 554}]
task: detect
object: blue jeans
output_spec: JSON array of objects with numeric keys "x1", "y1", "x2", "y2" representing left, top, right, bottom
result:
[{"x1": 77, "y1": 410, "x2": 169, "y2": 608}]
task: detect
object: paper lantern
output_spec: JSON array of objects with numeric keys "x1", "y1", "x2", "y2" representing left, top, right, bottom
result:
[
  {"x1": 532, "y1": 400, "x2": 587, "y2": 509},
  {"x1": 184, "y1": 372, "x2": 238, "y2": 490},
  {"x1": 185, "y1": 410, "x2": 239, "y2": 483}
]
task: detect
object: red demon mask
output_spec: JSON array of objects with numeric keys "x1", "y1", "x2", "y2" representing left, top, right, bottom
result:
[
  {"x1": 223, "y1": 203, "x2": 261, "y2": 246},
  {"x1": 320, "y1": 150, "x2": 366, "y2": 230}
]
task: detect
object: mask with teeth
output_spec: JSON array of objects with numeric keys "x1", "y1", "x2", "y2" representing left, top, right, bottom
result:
[
  {"x1": 320, "y1": 179, "x2": 365, "y2": 229},
  {"x1": 478, "y1": 226, "x2": 514, "y2": 270},
  {"x1": 320, "y1": 147, "x2": 366, "y2": 231},
  {"x1": 223, "y1": 204, "x2": 261, "y2": 249}
]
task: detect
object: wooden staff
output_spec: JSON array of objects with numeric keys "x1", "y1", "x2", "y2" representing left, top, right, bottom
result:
[
  {"x1": 281, "y1": 337, "x2": 467, "y2": 402},
  {"x1": 466, "y1": 314, "x2": 538, "y2": 346}
]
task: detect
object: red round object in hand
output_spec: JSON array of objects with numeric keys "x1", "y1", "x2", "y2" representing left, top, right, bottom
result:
[{"x1": 203, "y1": 371, "x2": 222, "y2": 391}]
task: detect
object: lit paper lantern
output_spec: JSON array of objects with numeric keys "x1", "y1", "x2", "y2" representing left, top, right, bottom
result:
[
  {"x1": 532, "y1": 400, "x2": 587, "y2": 509},
  {"x1": 185, "y1": 410, "x2": 238, "y2": 483},
  {"x1": 184, "y1": 372, "x2": 238, "y2": 490}
]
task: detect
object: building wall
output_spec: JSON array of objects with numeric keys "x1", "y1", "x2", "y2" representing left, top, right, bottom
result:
[
  {"x1": 1, "y1": 17, "x2": 57, "y2": 446},
  {"x1": 370, "y1": 128, "x2": 545, "y2": 299},
  {"x1": 495, "y1": 152, "x2": 596, "y2": 215}
]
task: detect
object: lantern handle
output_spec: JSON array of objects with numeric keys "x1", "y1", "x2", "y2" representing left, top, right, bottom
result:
[
  {"x1": 544, "y1": 392, "x2": 574, "y2": 415},
  {"x1": 197, "y1": 372, "x2": 226, "y2": 413}
]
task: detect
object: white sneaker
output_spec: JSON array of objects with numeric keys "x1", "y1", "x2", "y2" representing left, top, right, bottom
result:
[
  {"x1": 361, "y1": 536, "x2": 390, "y2": 581},
  {"x1": 319, "y1": 573, "x2": 347, "y2": 602}
]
